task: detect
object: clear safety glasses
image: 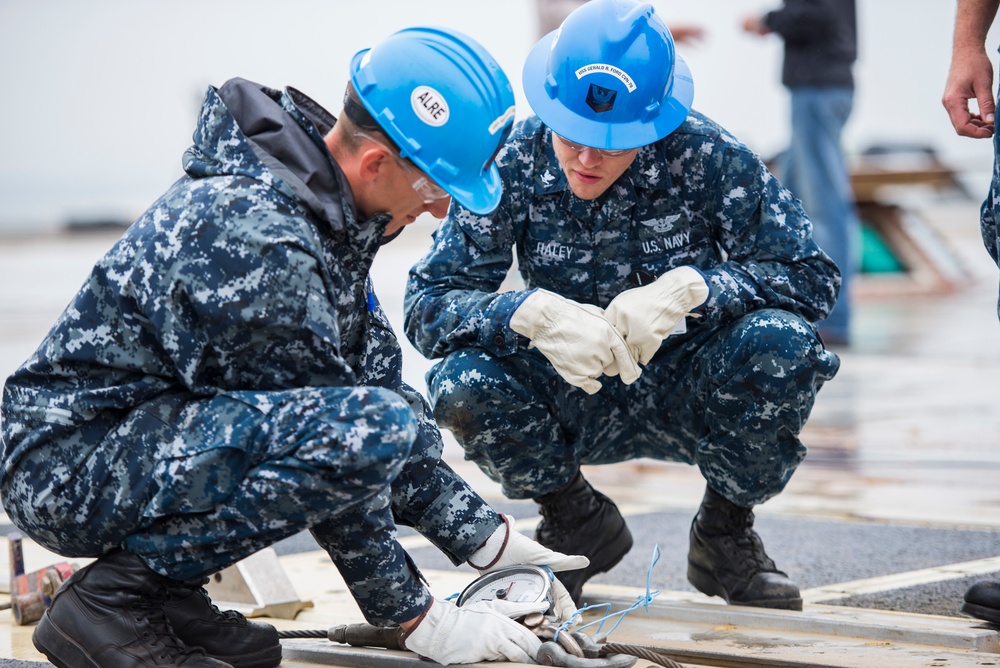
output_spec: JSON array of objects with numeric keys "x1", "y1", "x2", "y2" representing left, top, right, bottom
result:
[
  {"x1": 354, "y1": 132, "x2": 450, "y2": 205},
  {"x1": 554, "y1": 133, "x2": 636, "y2": 158}
]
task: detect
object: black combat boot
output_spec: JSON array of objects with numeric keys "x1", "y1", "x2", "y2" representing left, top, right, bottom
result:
[
  {"x1": 534, "y1": 472, "x2": 633, "y2": 604},
  {"x1": 687, "y1": 486, "x2": 802, "y2": 610},
  {"x1": 162, "y1": 578, "x2": 281, "y2": 668},
  {"x1": 33, "y1": 549, "x2": 233, "y2": 668}
]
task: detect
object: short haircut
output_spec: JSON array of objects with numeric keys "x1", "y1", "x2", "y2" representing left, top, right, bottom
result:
[{"x1": 341, "y1": 82, "x2": 398, "y2": 151}]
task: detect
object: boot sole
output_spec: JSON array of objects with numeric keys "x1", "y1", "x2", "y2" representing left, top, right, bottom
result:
[
  {"x1": 213, "y1": 646, "x2": 283, "y2": 668},
  {"x1": 687, "y1": 561, "x2": 802, "y2": 611},
  {"x1": 962, "y1": 602, "x2": 1000, "y2": 625},
  {"x1": 33, "y1": 610, "x2": 100, "y2": 668}
]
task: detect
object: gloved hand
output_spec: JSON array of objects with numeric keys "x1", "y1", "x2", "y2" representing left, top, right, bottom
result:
[
  {"x1": 467, "y1": 515, "x2": 588, "y2": 622},
  {"x1": 401, "y1": 597, "x2": 546, "y2": 665},
  {"x1": 509, "y1": 288, "x2": 641, "y2": 394},
  {"x1": 604, "y1": 266, "x2": 710, "y2": 365}
]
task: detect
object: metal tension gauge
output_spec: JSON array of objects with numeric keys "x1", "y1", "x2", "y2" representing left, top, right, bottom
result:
[{"x1": 455, "y1": 564, "x2": 554, "y2": 612}]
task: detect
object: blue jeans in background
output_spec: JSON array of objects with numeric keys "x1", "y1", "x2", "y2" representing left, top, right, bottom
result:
[{"x1": 780, "y1": 86, "x2": 859, "y2": 345}]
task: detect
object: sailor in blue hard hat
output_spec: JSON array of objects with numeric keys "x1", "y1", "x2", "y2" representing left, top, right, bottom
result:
[
  {"x1": 4, "y1": 25, "x2": 590, "y2": 668},
  {"x1": 405, "y1": 0, "x2": 841, "y2": 611}
]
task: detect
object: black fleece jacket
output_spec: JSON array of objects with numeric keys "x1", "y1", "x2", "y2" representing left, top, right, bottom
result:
[{"x1": 764, "y1": 0, "x2": 856, "y2": 88}]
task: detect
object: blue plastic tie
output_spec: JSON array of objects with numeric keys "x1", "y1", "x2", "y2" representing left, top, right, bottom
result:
[{"x1": 564, "y1": 544, "x2": 661, "y2": 642}]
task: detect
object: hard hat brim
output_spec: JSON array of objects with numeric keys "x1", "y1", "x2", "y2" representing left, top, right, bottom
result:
[
  {"x1": 445, "y1": 163, "x2": 504, "y2": 215},
  {"x1": 522, "y1": 30, "x2": 694, "y2": 150}
]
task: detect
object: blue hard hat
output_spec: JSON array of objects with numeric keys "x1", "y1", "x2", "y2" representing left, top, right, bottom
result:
[
  {"x1": 522, "y1": 0, "x2": 694, "y2": 150},
  {"x1": 350, "y1": 27, "x2": 516, "y2": 214}
]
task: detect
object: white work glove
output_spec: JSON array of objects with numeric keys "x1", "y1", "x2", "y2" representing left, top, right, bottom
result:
[
  {"x1": 509, "y1": 288, "x2": 641, "y2": 394},
  {"x1": 604, "y1": 266, "x2": 710, "y2": 365},
  {"x1": 467, "y1": 515, "x2": 588, "y2": 623},
  {"x1": 401, "y1": 597, "x2": 546, "y2": 665}
]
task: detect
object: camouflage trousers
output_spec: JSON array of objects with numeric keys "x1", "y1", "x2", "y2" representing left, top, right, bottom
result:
[
  {"x1": 428, "y1": 308, "x2": 840, "y2": 508},
  {"x1": 1, "y1": 385, "x2": 439, "y2": 624}
]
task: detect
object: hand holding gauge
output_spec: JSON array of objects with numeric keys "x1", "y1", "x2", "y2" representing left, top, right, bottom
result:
[
  {"x1": 327, "y1": 565, "x2": 638, "y2": 667},
  {"x1": 465, "y1": 514, "x2": 588, "y2": 623},
  {"x1": 458, "y1": 564, "x2": 586, "y2": 659}
]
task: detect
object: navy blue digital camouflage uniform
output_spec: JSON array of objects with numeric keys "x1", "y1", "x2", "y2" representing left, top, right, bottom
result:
[
  {"x1": 0, "y1": 78, "x2": 501, "y2": 626},
  {"x1": 404, "y1": 114, "x2": 841, "y2": 508}
]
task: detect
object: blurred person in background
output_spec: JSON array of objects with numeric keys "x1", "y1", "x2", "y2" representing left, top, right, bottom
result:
[
  {"x1": 0, "y1": 26, "x2": 587, "y2": 668},
  {"x1": 943, "y1": 0, "x2": 1000, "y2": 628},
  {"x1": 743, "y1": 0, "x2": 859, "y2": 347},
  {"x1": 405, "y1": 0, "x2": 840, "y2": 610}
]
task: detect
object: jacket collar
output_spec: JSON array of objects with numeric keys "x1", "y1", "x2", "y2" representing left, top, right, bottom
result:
[{"x1": 201, "y1": 78, "x2": 390, "y2": 241}]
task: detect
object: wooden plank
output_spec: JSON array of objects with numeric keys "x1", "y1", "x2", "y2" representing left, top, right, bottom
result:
[
  {"x1": 581, "y1": 585, "x2": 999, "y2": 667},
  {"x1": 851, "y1": 166, "x2": 961, "y2": 204}
]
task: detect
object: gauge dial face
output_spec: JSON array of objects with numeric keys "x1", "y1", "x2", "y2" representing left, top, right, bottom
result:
[{"x1": 457, "y1": 565, "x2": 552, "y2": 608}]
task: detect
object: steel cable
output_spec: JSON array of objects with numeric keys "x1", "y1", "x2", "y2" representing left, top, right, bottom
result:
[
  {"x1": 275, "y1": 630, "x2": 689, "y2": 668},
  {"x1": 276, "y1": 628, "x2": 327, "y2": 639},
  {"x1": 599, "y1": 642, "x2": 687, "y2": 668}
]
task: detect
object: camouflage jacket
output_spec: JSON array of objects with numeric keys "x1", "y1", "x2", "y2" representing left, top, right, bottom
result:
[
  {"x1": 404, "y1": 113, "x2": 840, "y2": 359},
  {"x1": 1, "y1": 78, "x2": 498, "y2": 623}
]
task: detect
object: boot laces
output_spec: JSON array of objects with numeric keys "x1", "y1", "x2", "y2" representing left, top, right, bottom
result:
[
  {"x1": 171, "y1": 577, "x2": 247, "y2": 624},
  {"x1": 716, "y1": 507, "x2": 775, "y2": 573},
  {"x1": 129, "y1": 593, "x2": 206, "y2": 660}
]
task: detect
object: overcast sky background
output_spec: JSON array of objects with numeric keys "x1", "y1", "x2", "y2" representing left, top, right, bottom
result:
[{"x1": 1, "y1": 0, "x2": 998, "y2": 234}]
